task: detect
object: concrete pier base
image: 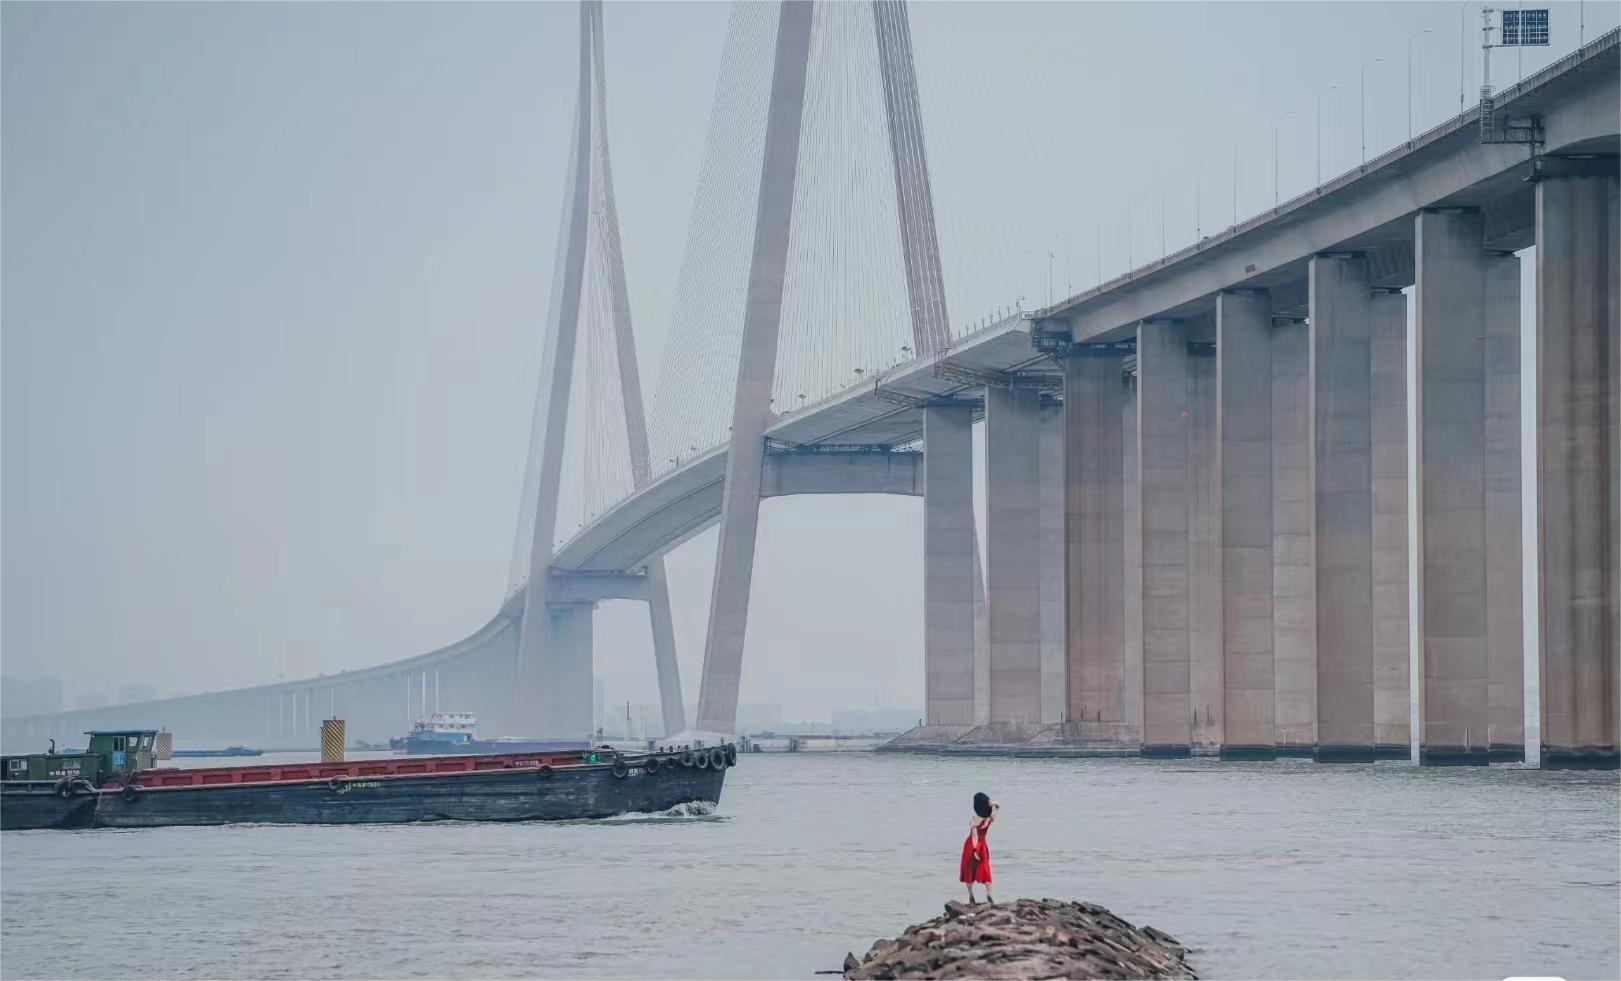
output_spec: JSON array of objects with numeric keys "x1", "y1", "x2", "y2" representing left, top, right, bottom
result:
[
  {"x1": 1310, "y1": 255, "x2": 1380, "y2": 764},
  {"x1": 1217, "y1": 292, "x2": 1276, "y2": 760},
  {"x1": 537, "y1": 603, "x2": 594, "y2": 740},
  {"x1": 1414, "y1": 209, "x2": 1498, "y2": 767},
  {"x1": 924, "y1": 405, "x2": 977, "y2": 725},
  {"x1": 986, "y1": 387, "x2": 1043, "y2": 728},
  {"x1": 1536, "y1": 170, "x2": 1620, "y2": 770},
  {"x1": 1064, "y1": 351, "x2": 1129, "y2": 741},
  {"x1": 1137, "y1": 320, "x2": 1191, "y2": 757}
]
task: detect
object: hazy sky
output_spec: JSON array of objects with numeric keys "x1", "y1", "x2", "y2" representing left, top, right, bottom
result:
[{"x1": 3, "y1": 2, "x2": 1611, "y2": 720}]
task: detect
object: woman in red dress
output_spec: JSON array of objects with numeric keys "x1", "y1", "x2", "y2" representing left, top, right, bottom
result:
[{"x1": 959, "y1": 791, "x2": 998, "y2": 904}]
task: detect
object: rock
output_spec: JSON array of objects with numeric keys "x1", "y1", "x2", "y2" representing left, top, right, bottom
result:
[{"x1": 843, "y1": 898, "x2": 1197, "y2": 980}]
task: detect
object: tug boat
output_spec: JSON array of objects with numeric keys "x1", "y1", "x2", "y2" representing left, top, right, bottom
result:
[{"x1": 2, "y1": 729, "x2": 735, "y2": 830}]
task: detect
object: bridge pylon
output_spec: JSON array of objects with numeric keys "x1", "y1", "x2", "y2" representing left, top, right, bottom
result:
[
  {"x1": 510, "y1": 0, "x2": 684, "y2": 741},
  {"x1": 694, "y1": 0, "x2": 963, "y2": 738}
]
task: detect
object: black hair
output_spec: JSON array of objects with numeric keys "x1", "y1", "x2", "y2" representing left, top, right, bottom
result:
[{"x1": 973, "y1": 792, "x2": 992, "y2": 818}]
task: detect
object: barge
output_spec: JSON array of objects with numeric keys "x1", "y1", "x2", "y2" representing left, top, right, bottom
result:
[
  {"x1": 389, "y1": 711, "x2": 584, "y2": 756},
  {"x1": 3, "y1": 730, "x2": 735, "y2": 830},
  {"x1": 171, "y1": 746, "x2": 264, "y2": 758}
]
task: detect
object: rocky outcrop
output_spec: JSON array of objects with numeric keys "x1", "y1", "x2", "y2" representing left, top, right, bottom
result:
[{"x1": 842, "y1": 898, "x2": 1196, "y2": 980}]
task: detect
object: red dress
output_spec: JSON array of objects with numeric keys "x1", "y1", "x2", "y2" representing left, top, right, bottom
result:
[{"x1": 959, "y1": 817, "x2": 992, "y2": 883}]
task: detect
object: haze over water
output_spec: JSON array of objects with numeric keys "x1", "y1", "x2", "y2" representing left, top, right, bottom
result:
[{"x1": 3, "y1": 753, "x2": 1615, "y2": 980}]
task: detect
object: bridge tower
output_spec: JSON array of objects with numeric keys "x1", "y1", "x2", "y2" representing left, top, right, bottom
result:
[
  {"x1": 512, "y1": 0, "x2": 685, "y2": 740},
  {"x1": 694, "y1": 0, "x2": 961, "y2": 737}
]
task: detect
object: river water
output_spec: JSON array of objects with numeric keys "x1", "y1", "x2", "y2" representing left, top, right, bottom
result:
[{"x1": 3, "y1": 752, "x2": 1616, "y2": 980}]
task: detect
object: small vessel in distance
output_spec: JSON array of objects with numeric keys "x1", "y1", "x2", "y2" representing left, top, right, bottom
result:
[
  {"x1": 172, "y1": 746, "x2": 264, "y2": 758},
  {"x1": 389, "y1": 711, "x2": 583, "y2": 755},
  {"x1": 3, "y1": 729, "x2": 735, "y2": 830}
]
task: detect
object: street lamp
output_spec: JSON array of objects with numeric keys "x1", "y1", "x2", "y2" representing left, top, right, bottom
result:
[
  {"x1": 1316, "y1": 84, "x2": 1340, "y2": 185},
  {"x1": 1272, "y1": 110, "x2": 1294, "y2": 207},
  {"x1": 1361, "y1": 56, "x2": 1385, "y2": 165},
  {"x1": 1408, "y1": 28, "x2": 1434, "y2": 141}
]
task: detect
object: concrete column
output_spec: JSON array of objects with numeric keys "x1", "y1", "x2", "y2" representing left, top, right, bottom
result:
[
  {"x1": 1536, "y1": 171, "x2": 1620, "y2": 770},
  {"x1": 1485, "y1": 254, "x2": 1525, "y2": 762},
  {"x1": 1310, "y1": 255, "x2": 1379, "y2": 763},
  {"x1": 1039, "y1": 401, "x2": 1067, "y2": 724},
  {"x1": 544, "y1": 603, "x2": 594, "y2": 740},
  {"x1": 973, "y1": 540, "x2": 990, "y2": 725},
  {"x1": 643, "y1": 564, "x2": 686, "y2": 738},
  {"x1": 1371, "y1": 288, "x2": 1412, "y2": 759},
  {"x1": 1217, "y1": 291, "x2": 1275, "y2": 759},
  {"x1": 1122, "y1": 373, "x2": 1144, "y2": 743},
  {"x1": 694, "y1": 2, "x2": 814, "y2": 737},
  {"x1": 1064, "y1": 351, "x2": 1126, "y2": 741},
  {"x1": 986, "y1": 386, "x2": 1043, "y2": 727},
  {"x1": 924, "y1": 404, "x2": 977, "y2": 725},
  {"x1": 1188, "y1": 342, "x2": 1223, "y2": 752},
  {"x1": 1272, "y1": 319, "x2": 1316, "y2": 755},
  {"x1": 1137, "y1": 320, "x2": 1191, "y2": 756},
  {"x1": 1414, "y1": 209, "x2": 1495, "y2": 765}
]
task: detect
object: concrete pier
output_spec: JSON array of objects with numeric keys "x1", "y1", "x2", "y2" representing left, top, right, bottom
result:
[
  {"x1": 1414, "y1": 209, "x2": 1495, "y2": 766},
  {"x1": 1137, "y1": 320, "x2": 1192, "y2": 756},
  {"x1": 1310, "y1": 255, "x2": 1379, "y2": 763},
  {"x1": 1039, "y1": 401, "x2": 1067, "y2": 724},
  {"x1": 973, "y1": 537, "x2": 990, "y2": 725},
  {"x1": 1063, "y1": 351, "x2": 1128, "y2": 741},
  {"x1": 1485, "y1": 254, "x2": 1525, "y2": 762},
  {"x1": 1536, "y1": 169, "x2": 1620, "y2": 770},
  {"x1": 986, "y1": 386, "x2": 1043, "y2": 727},
  {"x1": 1272, "y1": 319, "x2": 1316, "y2": 755},
  {"x1": 1371, "y1": 287, "x2": 1411, "y2": 759},
  {"x1": 1123, "y1": 373, "x2": 1144, "y2": 744},
  {"x1": 541, "y1": 603, "x2": 594, "y2": 740},
  {"x1": 1217, "y1": 292, "x2": 1276, "y2": 759},
  {"x1": 924, "y1": 404, "x2": 977, "y2": 725},
  {"x1": 1188, "y1": 342, "x2": 1223, "y2": 751}
]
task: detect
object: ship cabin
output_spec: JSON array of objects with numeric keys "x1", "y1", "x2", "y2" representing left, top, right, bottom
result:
[{"x1": 1, "y1": 729, "x2": 158, "y2": 788}]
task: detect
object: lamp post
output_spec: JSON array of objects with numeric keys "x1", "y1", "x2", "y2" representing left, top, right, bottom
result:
[
  {"x1": 1316, "y1": 84, "x2": 1340, "y2": 185},
  {"x1": 1273, "y1": 110, "x2": 1294, "y2": 207},
  {"x1": 1361, "y1": 56, "x2": 1385, "y2": 165},
  {"x1": 1408, "y1": 28, "x2": 1434, "y2": 141}
]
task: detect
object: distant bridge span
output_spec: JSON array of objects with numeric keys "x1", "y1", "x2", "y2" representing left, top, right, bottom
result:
[
  {"x1": 7, "y1": 12, "x2": 1616, "y2": 767},
  {"x1": 0, "y1": 315, "x2": 1034, "y2": 750}
]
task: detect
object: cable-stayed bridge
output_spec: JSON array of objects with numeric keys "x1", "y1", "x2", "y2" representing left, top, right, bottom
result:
[{"x1": 5, "y1": 4, "x2": 1617, "y2": 768}]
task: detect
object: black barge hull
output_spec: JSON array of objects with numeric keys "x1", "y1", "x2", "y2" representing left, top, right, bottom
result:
[
  {"x1": 5, "y1": 748, "x2": 734, "y2": 830},
  {"x1": 0, "y1": 784, "x2": 97, "y2": 830},
  {"x1": 93, "y1": 757, "x2": 726, "y2": 829}
]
